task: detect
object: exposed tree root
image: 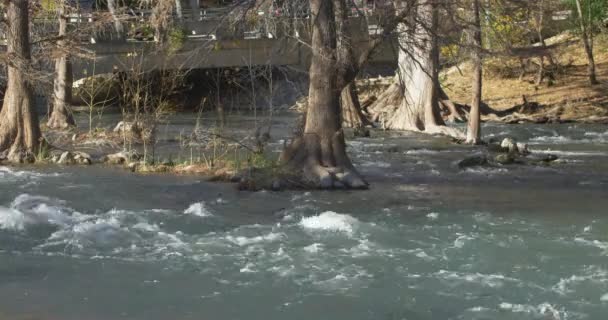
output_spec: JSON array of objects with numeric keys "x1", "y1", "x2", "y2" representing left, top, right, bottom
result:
[
  {"x1": 47, "y1": 108, "x2": 75, "y2": 130},
  {"x1": 367, "y1": 82, "x2": 465, "y2": 140},
  {"x1": 341, "y1": 83, "x2": 372, "y2": 129},
  {"x1": 438, "y1": 86, "x2": 465, "y2": 123},
  {"x1": 279, "y1": 131, "x2": 368, "y2": 190}
]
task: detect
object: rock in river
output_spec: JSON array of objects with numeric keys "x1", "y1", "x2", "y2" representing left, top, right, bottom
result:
[{"x1": 458, "y1": 154, "x2": 489, "y2": 169}]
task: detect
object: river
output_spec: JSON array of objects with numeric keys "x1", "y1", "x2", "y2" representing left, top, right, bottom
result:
[{"x1": 1, "y1": 119, "x2": 607, "y2": 320}]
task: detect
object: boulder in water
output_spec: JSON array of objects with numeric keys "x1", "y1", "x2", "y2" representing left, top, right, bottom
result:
[
  {"x1": 501, "y1": 138, "x2": 517, "y2": 153},
  {"x1": 516, "y1": 142, "x2": 530, "y2": 155}
]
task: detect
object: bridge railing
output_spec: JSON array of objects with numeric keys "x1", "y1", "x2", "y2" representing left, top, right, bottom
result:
[{"x1": 1, "y1": 8, "x2": 385, "y2": 45}]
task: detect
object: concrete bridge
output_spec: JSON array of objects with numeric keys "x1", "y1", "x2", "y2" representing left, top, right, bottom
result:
[{"x1": 4, "y1": 9, "x2": 397, "y2": 80}]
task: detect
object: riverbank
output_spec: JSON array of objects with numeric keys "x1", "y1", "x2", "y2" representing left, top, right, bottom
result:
[{"x1": 444, "y1": 33, "x2": 608, "y2": 122}]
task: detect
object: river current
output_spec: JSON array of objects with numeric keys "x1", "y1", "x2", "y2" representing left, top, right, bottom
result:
[{"x1": 1, "y1": 121, "x2": 607, "y2": 320}]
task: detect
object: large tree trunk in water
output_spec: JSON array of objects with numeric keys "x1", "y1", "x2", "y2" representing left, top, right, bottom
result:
[
  {"x1": 574, "y1": 0, "x2": 598, "y2": 85},
  {"x1": 368, "y1": 0, "x2": 463, "y2": 138},
  {"x1": 48, "y1": 1, "x2": 75, "y2": 129},
  {"x1": 280, "y1": 0, "x2": 367, "y2": 189},
  {"x1": 0, "y1": 0, "x2": 42, "y2": 163},
  {"x1": 466, "y1": 0, "x2": 482, "y2": 144}
]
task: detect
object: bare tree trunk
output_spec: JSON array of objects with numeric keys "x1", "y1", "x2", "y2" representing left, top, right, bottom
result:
[
  {"x1": 152, "y1": 0, "x2": 174, "y2": 44},
  {"x1": 107, "y1": 0, "x2": 124, "y2": 40},
  {"x1": 175, "y1": 0, "x2": 184, "y2": 21},
  {"x1": 341, "y1": 82, "x2": 371, "y2": 128},
  {"x1": 280, "y1": 0, "x2": 367, "y2": 189},
  {"x1": 0, "y1": 0, "x2": 42, "y2": 163},
  {"x1": 48, "y1": 1, "x2": 75, "y2": 129},
  {"x1": 575, "y1": 0, "x2": 598, "y2": 85},
  {"x1": 334, "y1": 0, "x2": 371, "y2": 129},
  {"x1": 466, "y1": 0, "x2": 482, "y2": 144},
  {"x1": 368, "y1": 0, "x2": 463, "y2": 138},
  {"x1": 534, "y1": 0, "x2": 555, "y2": 86}
]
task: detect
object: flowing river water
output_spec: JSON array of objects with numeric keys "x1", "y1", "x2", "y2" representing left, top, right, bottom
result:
[{"x1": 1, "y1": 117, "x2": 608, "y2": 320}]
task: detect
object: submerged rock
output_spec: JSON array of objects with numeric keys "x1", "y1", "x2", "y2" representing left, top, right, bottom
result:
[
  {"x1": 494, "y1": 153, "x2": 516, "y2": 165},
  {"x1": 354, "y1": 127, "x2": 371, "y2": 138},
  {"x1": 458, "y1": 154, "x2": 489, "y2": 168},
  {"x1": 527, "y1": 154, "x2": 559, "y2": 165}
]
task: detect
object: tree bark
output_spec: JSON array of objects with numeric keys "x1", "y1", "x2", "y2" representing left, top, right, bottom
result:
[
  {"x1": 152, "y1": 0, "x2": 173, "y2": 43},
  {"x1": 334, "y1": 0, "x2": 371, "y2": 129},
  {"x1": 0, "y1": 0, "x2": 42, "y2": 163},
  {"x1": 368, "y1": 0, "x2": 463, "y2": 138},
  {"x1": 466, "y1": 0, "x2": 482, "y2": 144},
  {"x1": 107, "y1": 0, "x2": 124, "y2": 40},
  {"x1": 175, "y1": 0, "x2": 183, "y2": 21},
  {"x1": 341, "y1": 82, "x2": 371, "y2": 128},
  {"x1": 48, "y1": 1, "x2": 76, "y2": 129},
  {"x1": 574, "y1": 0, "x2": 598, "y2": 85},
  {"x1": 280, "y1": 0, "x2": 367, "y2": 189}
]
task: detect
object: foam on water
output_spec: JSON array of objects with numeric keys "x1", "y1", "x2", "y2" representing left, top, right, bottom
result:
[
  {"x1": 435, "y1": 270, "x2": 517, "y2": 288},
  {"x1": 405, "y1": 149, "x2": 445, "y2": 155},
  {"x1": 426, "y1": 212, "x2": 440, "y2": 220},
  {"x1": 359, "y1": 160, "x2": 391, "y2": 168},
  {"x1": 573, "y1": 237, "x2": 608, "y2": 252},
  {"x1": 0, "y1": 207, "x2": 27, "y2": 231},
  {"x1": 499, "y1": 302, "x2": 565, "y2": 319},
  {"x1": 299, "y1": 211, "x2": 359, "y2": 234},
  {"x1": 461, "y1": 167, "x2": 509, "y2": 175},
  {"x1": 184, "y1": 202, "x2": 213, "y2": 217},
  {"x1": 529, "y1": 135, "x2": 576, "y2": 144},
  {"x1": 553, "y1": 267, "x2": 608, "y2": 295},
  {"x1": 584, "y1": 131, "x2": 608, "y2": 138},
  {"x1": 453, "y1": 234, "x2": 475, "y2": 248},
  {"x1": 303, "y1": 243, "x2": 323, "y2": 253},
  {"x1": 226, "y1": 232, "x2": 284, "y2": 246},
  {"x1": 531, "y1": 149, "x2": 608, "y2": 157},
  {"x1": 0, "y1": 194, "x2": 76, "y2": 231},
  {"x1": 0, "y1": 166, "x2": 61, "y2": 181},
  {"x1": 529, "y1": 132, "x2": 608, "y2": 145}
]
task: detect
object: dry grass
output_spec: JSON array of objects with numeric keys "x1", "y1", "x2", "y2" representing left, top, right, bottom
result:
[{"x1": 443, "y1": 33, "x2": 608, "y2": 120}]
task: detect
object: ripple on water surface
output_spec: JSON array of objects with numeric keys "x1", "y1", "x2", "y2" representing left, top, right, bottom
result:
[{"x1": 1, "y1": 132, "x2": 608, "y2": 320}]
